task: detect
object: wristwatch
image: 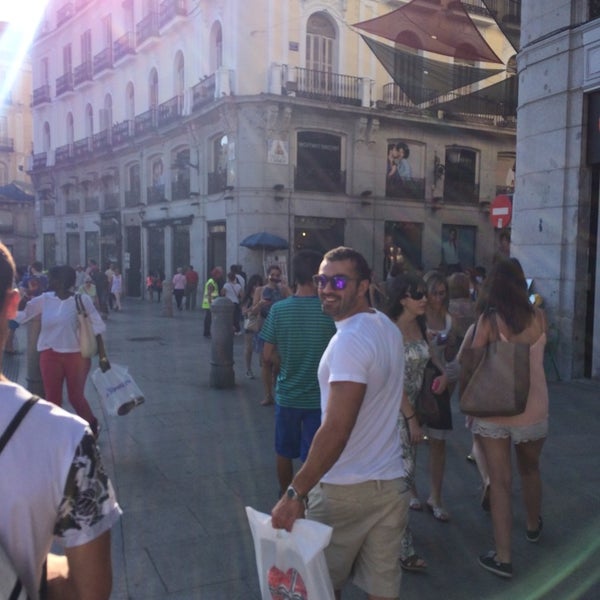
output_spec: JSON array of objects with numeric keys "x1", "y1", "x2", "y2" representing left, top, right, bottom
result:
[{"x1": 286, "y1": 485, "x2": 307, "y2": 506}]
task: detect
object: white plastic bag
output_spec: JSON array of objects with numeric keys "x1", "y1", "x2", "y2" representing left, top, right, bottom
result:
[
  {"x1": 245, "y1": 506, "x2": 334, "y2": 600},
  {"x1": 91, "y1": 363, "x2": 145, "y2": 416}
]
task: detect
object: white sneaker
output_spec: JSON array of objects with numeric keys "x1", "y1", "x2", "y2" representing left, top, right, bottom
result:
[{"x1": 246, "y1": 370, "x2": 255, "y2": 379}]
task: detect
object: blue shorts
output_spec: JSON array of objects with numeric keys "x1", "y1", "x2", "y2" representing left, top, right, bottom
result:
[{"x1": 275, "y1": 404, "x2": 321, "y2": 461}]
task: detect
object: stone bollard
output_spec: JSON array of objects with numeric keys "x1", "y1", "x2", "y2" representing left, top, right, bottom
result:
[
  {"x1": 209, "y1": 297, "x2": 235, "y2": 388},
  {"x1": 26, "y1": 315, "x2": 45, "y2": 397},
  {"x1": 162, "y1": 279, "x2": 174, "y2": 317}
]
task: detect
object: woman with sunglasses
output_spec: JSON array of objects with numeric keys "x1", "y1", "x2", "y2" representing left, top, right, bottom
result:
[
  {"x1": 387, "y1": 272, "x2": 447, "y2": 572},
  {"x1": 421, "y1": 270, "x2": 455, "y2": 522}
]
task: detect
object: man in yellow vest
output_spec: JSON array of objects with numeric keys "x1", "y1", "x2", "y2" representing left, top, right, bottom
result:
[{"x1": 203, "y1": 267, "x2": 223, "y2": 338}]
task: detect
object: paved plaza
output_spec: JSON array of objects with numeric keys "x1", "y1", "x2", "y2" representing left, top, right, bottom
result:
[{"x1": 9, "y1": 299, "x2": 600, "y2": 599}]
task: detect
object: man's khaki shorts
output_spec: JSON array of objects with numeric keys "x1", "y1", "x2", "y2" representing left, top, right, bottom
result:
[{"x1": 307, "y1": 478, "x2": 409, "y2": 597}]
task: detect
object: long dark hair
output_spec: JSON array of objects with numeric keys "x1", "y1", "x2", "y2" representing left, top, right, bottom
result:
[
  {"x1": 386, "y1": 272, "x2": 427, "y2": 339},
  {"x1": 242, "y1": 274, "x2": 263, "y2": 305},
  {"x1": 479, "y1": 258, "x2": 533, "y2": 333}
]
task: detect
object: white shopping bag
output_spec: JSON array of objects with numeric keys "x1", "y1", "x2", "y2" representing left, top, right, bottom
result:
[
  {"x1": 245, "y1": 506, "x2": 334, "y2": 600},
  {"x1": 91, "y1": 363, "x2": 145, "y2": 416}
]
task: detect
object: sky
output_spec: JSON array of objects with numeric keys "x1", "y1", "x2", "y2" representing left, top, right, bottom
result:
[{"x1": 0, "y1": 1, "x2": 48, "y2": 29}]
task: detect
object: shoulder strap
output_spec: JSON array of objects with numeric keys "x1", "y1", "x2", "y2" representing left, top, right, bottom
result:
[{"x1": 0, "y1": 396, "x2": 39, "y2": 455}]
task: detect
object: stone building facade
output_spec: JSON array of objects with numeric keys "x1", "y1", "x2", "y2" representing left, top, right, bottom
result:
[
  {"x1": 516, "y1": 0, "x2": 600, "y2": 379},
  {"x1": 29, "y1": 0, "x2": 515, "y2": 298}
]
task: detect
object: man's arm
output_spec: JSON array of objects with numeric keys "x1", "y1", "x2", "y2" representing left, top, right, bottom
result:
[
  {"x1": 46, "y1": 531, "x2": 112, "y2": 600},
  {"x1": 271, "y1": 380, "x2": 366, "y2": 531},
  {"x1": 263, "y1": 341, "x2": 276, "y2": 367}
]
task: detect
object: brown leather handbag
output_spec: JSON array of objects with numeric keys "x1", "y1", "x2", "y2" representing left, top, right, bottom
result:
[{"x1": 459, "y1": 314, "x2": 530, "y2": 417}]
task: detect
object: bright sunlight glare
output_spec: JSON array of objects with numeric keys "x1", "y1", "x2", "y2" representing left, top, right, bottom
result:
[{"x1": 0, "y1": 0, "x2": 50, "y2": 103}]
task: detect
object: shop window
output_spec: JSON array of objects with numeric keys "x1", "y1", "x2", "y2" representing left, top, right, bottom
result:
[{"x1": 295, "y1": 131, "x2": 344, "y2": 193}]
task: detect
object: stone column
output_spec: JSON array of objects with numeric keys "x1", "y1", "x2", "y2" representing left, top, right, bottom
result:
[{"x1": 209, "y1": 297, "x2": 235, "y2": 388}]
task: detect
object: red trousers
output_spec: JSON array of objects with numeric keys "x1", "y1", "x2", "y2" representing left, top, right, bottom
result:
[{"x1": 39, "y1": 349, "x2": 97, "y2": 431}]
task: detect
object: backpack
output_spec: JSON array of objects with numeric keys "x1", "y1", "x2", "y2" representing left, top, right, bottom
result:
[{"x1": 0, "y1": 396, "x2": 38, "y2": 600}]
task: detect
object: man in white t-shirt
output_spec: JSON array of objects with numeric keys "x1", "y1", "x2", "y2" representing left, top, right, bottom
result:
[
  {"x1": 0, "y1": 243, "x2": 121, "y2": 599},
  {"x1": 271, "y1": 246, "x2": 411, "y2": 600}
]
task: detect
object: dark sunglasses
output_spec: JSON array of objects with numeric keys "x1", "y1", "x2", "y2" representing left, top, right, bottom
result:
[
  {"x1": 407, "y1": 290, "x2": 426, "y2": 301},
  {"x1": 312, "y1": 274, "x2": 357, "y2": 290}
]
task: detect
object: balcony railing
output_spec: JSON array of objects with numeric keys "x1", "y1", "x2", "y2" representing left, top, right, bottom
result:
[
  {"x1": 42, "y1": 201, "x2": 55, "y2": 216},
  {"x1": 92, "y1": 130, "x2": 111, "y2": 153},
  {"x1": 207, "y1": 171, "x2": 227, "y2": 195},
  {"x1": 291, "y1": 67, "x2": 362, "y2": 107},
  {"x1": 33, "y1": 152, "x2": 48, "y2": 170},
  {"x1": 93, "y1": 47, "x2": 113, "y2": 75},
  {"x1": 443, "y1": 182, "x2": 481, "y2": 204},
  {"x1": 84, "y1": 196, "x2": 100, "y2": 212},
  {"x1": 72, "y1": 138, "x2": 91, "y2": 159},
  {"x1": 114, "y1": 32, "x2": 135, "y2": 62},
  {"x1": 33, "y1": 84, "x2": 51, "y2": 106},
  {"x1": 0, "y1": 137, "x2": 14, "y2": 152},
  {"x1": 147, "y1": 184, "x2": 166, "y2": 204},
  {"x1": 57, "y1": 2, "x2": 74, "y2": 27},
  {"x1": 385, "y1": 178, "x2": 426, "y2": 200},
  {"x1": 104, "y1": 192, "x2": 120, "y2": 210},
  {"x1": 125, "y1": 189, "x2": 141, "y2": 207},
  {"x1": 171, "y1": 178, "x2": 190, "y2": 200},
  {"x1": 191, "y1": 75, "x2": 216, "y2": 112},
  {"x1": 55, "y1": 144, "x2": 73, "y2": 165},
  {"x1": 159, "y1": 0, "x2": 187, "y2": 28},
  {"x1": 112, "y1": 120, "x2": 134, "y2": 146},
  {"x1": 134, "y1": 108, "x2": 158, "y2": 136},
  {"x1": 136, "y1": 12, "x2": 160, "y2": 46},
  {"x1": 73, "y1": 61, "x2": 93, "y2": 86},
  {"x1": 66, "y1": 198, "x2": 80, "y2": 214},
  {"x1": 56, "y1": 72, "x2": 74, "y2": 96},
  {"x1": 158, "y1": 96, "x2": 182, "y2": 127}
]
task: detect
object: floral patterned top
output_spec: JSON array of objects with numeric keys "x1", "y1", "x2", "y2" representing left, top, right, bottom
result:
[
  {"x1": 404, "y1": 338, "x2": 430, "y2": 407},
  {"x1": 54, "y1": 432, "x2": 121, "y2": 545}
]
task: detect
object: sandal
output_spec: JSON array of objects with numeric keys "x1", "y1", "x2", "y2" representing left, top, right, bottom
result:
[
  {"x1": 426, "y1": 500, "x2": 449, "y2": 522},
  {"x1": 400, "y1": 554, "x2": 427, "y2": 573},
  {"x1": 409, "y1": 497, "x2": 423, "y2": 511},
  {"x1": 526, "y1": 516, "x2": 543, "y2": 543}
]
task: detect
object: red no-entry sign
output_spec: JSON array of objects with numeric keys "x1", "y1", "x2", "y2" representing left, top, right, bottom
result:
[{"x1": 490, "y1": 194, "x2": 512, "y2": 229}]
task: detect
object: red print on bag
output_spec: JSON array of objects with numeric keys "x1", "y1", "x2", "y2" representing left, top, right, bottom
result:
[{"x1": 268, "y1": 566, "x2": 308, "y2": 599}]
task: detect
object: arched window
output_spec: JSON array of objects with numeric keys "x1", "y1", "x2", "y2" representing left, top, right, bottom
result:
[
  {"x1": 149, "y1": 68, "x2": 158, "y2": 109},
  {"x1": 126, "y1": 81, "x2": 135, "y2": 121},
  {"x1": 210, "y1": 22, "x2": 222, "y2": 72},
  {"x1": 102, "y1": 93, "x2": 113, "y2": 131},
  {"x1": 66, "y1": 113, "x2": 74, "y2": 146},
  {"x1": 175, "y1": 51, "x2": 185, "y2": 112},
  {"x1": 306, "y1": 13, "x2": 335, "y2": 73},
  {"x1": 85, "y1": 104, "x2": 93, "y2": 138},
  {"x1": 43, "y1": 122, "x2": 51, "y2": 151}
]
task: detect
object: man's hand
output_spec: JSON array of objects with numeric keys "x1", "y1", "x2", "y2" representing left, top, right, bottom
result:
[{"x1": 271, "y1": 495, "x2": 305, "y2": 532}]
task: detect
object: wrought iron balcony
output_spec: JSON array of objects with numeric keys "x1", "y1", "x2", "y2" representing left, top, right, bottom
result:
[
  {"x1": 158, "y1": 96, "x2": 182, "y2": 127},
  {"x1": 33, "y1": 84, "x2": 51, "y2": 106},
  {"x1": 136, "y1": 12, "x2": 160, "y2": 46},
  {"x1": 56, "y1": 72, "x2": 74, "y2": 96},
  {"x1": 291, "y1": 67, "x2": 362, "y2": 107},
  {"x1": 72, "y1": 137, "x2": 91, "y2": 159},
  {"x1": 55, "y1": 144, "x2": 73, "y2": 165},
  {"x1": 114, "y1": 32, "x2": 135, "y2": 62},
  {"x1": 125, "y1": 189, "x2": 141, "y2": 207},
  {"x1": 93, "y1": 47, "x2": 113, "y2": 75},
  {"x1": 92, "y1": 130, "x2": 111, "y2": 153},
  {"x1": 32, "y1": 152, "x2": 48, "y2": 170},
  {"x1": 191, "y1": 74, "x2": 215, "y2": 112},
  {"x1": 159, "y1": 0, "x2": 187, "y2": 28},
  {"x1": 104, "y1": 193, "x2": 120, "y2": 210},
  {"x1": 0, "y1": 137, "x2": 14, "y2": 152},
  {"x1": 112, "y1": 120, "x2": 134, "y2": 146},
  {"x1": 74, "y1": 61, "x2": 93, "y2": 86},
  {"x1": 134, "y1": 108, "x2": 158, "y2": 136}
]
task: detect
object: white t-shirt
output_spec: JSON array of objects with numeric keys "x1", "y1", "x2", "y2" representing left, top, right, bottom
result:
[
  {"x1": 318, "y1": 309, "x2": 406, "y2": 484},
  {"x1": 16, "y1": 292, "x2": 106, "y2": 353},
  {"x1": 0, "y1": 382, "x2": 121, "y2": 598},
  {"x1": 222, "y1": 281, "x2": 242, "y2": 304}
]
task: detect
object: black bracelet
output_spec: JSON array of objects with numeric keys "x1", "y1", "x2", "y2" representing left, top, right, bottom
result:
[{"x1": 405, "y1": 413, "x2": 416, "y2": 421}]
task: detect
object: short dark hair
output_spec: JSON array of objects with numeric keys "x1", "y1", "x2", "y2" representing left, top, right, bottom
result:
[
  {"x1": 292, "y1": 250, "x2": 323, "y2": 286},
  {"x1": 267, "y1": 264, "x2": 281, "y2": 275},
  {"x1": 49, "y1": 265, "x2": 76, "y2": 290},
  {"x1": 0, "y1": 243, "x2": 16, "y2": 311},
  {"x1": 322, "y1": 247, "x2": 371, "y2": 283}
]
